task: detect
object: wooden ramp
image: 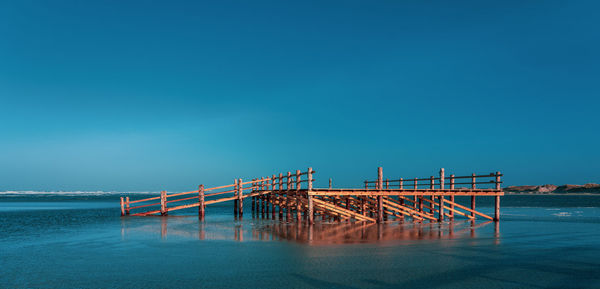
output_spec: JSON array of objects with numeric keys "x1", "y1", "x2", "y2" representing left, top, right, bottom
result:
[{"x1": 120, "y1": 167, "x2": 504, "y2": 224}]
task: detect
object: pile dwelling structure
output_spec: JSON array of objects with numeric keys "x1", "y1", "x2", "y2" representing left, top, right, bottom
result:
[{"x1": 120, "y1": 167, "x2": 504, "y2": 223}]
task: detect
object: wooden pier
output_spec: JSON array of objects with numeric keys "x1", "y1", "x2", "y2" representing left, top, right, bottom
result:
[{"x1": 120, "y1": 167, "x2": 503, "y2": 223}]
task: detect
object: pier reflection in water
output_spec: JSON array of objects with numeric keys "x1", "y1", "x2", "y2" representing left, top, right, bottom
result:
[{"x1": 121, "y1": 217, "x2": 499, "y2": 245}]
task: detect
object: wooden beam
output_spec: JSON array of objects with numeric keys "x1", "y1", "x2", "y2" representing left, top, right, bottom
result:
[
  {"x1": 443, "y1": 198, "x2": 494, "y2": 221},
  {"x1": 307, "y1": 190, "x2": 503, "y2": 196}
]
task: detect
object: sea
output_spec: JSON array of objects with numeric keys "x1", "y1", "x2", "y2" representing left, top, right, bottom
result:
[{"x1": 1, "y1": 193, "x2": 599, "y2": 288}]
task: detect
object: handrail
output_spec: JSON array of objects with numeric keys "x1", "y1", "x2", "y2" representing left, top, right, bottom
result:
[
  {"x1": 365, "y1": 173, "x2": 503, "y2": 184},
  {"x1": 128, "y1": 195, "x2": 161, "y2": 204}
]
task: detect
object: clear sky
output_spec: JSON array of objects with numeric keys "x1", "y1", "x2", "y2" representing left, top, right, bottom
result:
[{"x1": 1, "y1": 1, "x2": 599, "y2": 191}]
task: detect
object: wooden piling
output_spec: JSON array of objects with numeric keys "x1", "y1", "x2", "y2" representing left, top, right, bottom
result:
[
  {"x1": 120, "y1": 197, "x2": 125, "y2": 216},
  {"x1": 398, "y1": 178, "x2": 405, "y2": 221},
  {"x1": 160, "y1": 190, "x2": 167, "y2": 216},
  {"x1": 286, "y1": 172, "x2": 292, "y2": 220},
  {"x1": 233, "y1": 179, "x2": 238, "y2": 217},
  {"x1": 271, "y1": 175, "x2": 276, "y2": 219},
  {"x1": 238, "y1": 178, "x2": 243, "y2": 218},
  {"x1": 471, "y1": 173, "x2": 476, "y2": 218},
  {"x1": 377, "y1": 167, "x2": 383, "y2": 223},
  {"x1": 251, "y1": 179, "x2": 256, "y2": 213},
  {"x1": 307, "y1": 167, "x2": 314, "y2": 224},
  {"x1": 199, "y1": 184, "x2": 205, "y2": 220},
  {"x1": 429, "y1": 176, "x2": 435, "y2": 214},
  {"x1": 439, "y1": 168, "x2": 444, "y2": 222},
  {"x1": 362, "y1": 181, "x2": 368, "y2": 216},
  {"x1": 278, "y1": 173, "x2": 284, "y2": 219},
  {"x1": 495, "y1": 171, "x2": 501, "y2": 222},
  {"x1": 296, "y1": 170, "x2": 301, "y2": 220},
  {"x1": 125, "y1": 197, "x2": 130, "y2": 215},
  {"x1": 449, "y1": 174, "x2": 455, "y2": 220}
]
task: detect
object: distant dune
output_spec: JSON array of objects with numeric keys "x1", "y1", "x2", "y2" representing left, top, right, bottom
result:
[{"x1": 504, "y1": 184, "x2": 600, "y2": 194}]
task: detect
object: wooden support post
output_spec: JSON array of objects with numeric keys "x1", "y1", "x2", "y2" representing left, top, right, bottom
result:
[
  {"x1": 439, "y1": 168, "x2": 444, "y2": 222},
  {"x1": 296, "y1": 170, "x2": 301, "y2": 220},
  {"x1": 450, "y1": 174, "x2": 455, "y2": 220},
  {"x1": 378, "y1": 167, "x2": 383, "y2": 190},
  {"x1": 261, "y1": 179, "x2": 265, "y2": 214},
  {"x1": 251, "y1": 179, "x2": 256, "y2": 213},
  {"x1": 278, "y1": 173, "x2": 284, "y2": 219},
  {"x1": 398, "y1": 177, "x2": 404, "y2": 221},
  {"x1": 429, "y1": 176, "x2": 435, "y2": 214},
  {"x1": 438, "y1": 196, "x2": 444, "y2": 222},
  {"x1": 495, "y1": 171, "x2": 501, "y2": 222},
  {"x1": 307, "y1": 167, "x2": 314, "y2": 225},
  {"x1": 414, "y1": 178, "x2": 418, "y2": 190},
  {"x1": 286, "y1": 172, "x2": 292, "y2": 220},
  {"x1": 160, "y1": 190, "x2": 167, "y2": 216},
  {"x1": 384, "y1": 178, "x2": 389, "y2": 221},
  {"x1": 329, "y1": 178, "x2": 332, "y2": 189},
  {"x1": 199, "y1": 185, "x2": 205, "y2": 220},
  {"x1": 271, "y1": 175, "x2": 276, "y2": 219},
  {"x1": 238, "y1": 178, "x2": 243, "y2": 218},
  {"x1": 471, "y1": 173, "x2": 476, "y2": 219},
  {"x1": 440, "y1": 168, "x2": 445, "y2": 190},
  {"x1": 125, "y1": 197, "x2": 130, "y2": 215},
  {"x1": 362, "y1": 181, "x2": 368, "y2": 216},
  {"x1": 377, "y1": 167, "x2": 383, "y2": 223},
  {"x1": 233, "y1": 179, "x2": 238, "y2": 217},
  {"x1": 260, "y1": 180, "x2": 265, "y2": 216},
  {"x1": 120, "y1": 197, "x2": 125, "y2": 216}
]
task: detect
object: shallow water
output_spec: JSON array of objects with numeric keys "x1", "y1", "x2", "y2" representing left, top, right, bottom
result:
[{"x1": 1, "y1": 195, "x2": 600, "y2": 288}]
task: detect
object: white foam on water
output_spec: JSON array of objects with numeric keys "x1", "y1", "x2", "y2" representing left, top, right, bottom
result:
[
  {"x1": 0, "y1": 191, "x2": 161, "y2": 196},
  {"x1": 552, "y1": 211, "x2": 572, "y2": 217}
]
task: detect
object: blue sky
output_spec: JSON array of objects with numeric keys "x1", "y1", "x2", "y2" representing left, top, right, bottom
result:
[{"x1": 1, "y1": 0, "x2": 599, "y2": 191}]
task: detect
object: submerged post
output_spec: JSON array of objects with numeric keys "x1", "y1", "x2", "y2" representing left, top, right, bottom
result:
[
  {"x1": 160, "y1": 190, "x2": 167, "y2": 216},
  {"x1": 238, "y1": 178, "x2": 243, "y2": 218},
  {"x1": 286, "y1": 172, "x2": 292, "y2": 220},
  {"x1": 495, "y1": 171, "x2": 501, "y2": 222},
  {"x1": 120, "y1": 197, "x2": 125, "y2": 216},
  {"x1": 450, "y1": 174, "x2": 455, "y2": 220},
  {"x1": 377, "y1": 167, "x2": 383, "y2": 223},
  {"x1": 271, "y1": 174, "x2": 276, "y2": 219},
  {"x1": 199, "y1": 184, "x2": 205, "y2": 220},
  {"x1": 251, "y1": 178, "x2": 256, "y2": 213},
  {"x1": 234, "y1": 179, "x2": 238, "y2": 217},
  {"x1": 296, "y1": 170, "x2": 301, "y2": 220},
  {"x1": 278, "y1": 173, "x2": 284, "y2": 219},
  {"x1": 471, "y1": 173, "x2": 476, "y2": 219},
  {"x1": 439, "y1": 168, "x2": 445, "y2": 221},
  {"x1": 307, "y1": 167, "x2": 314, "y2": 224}
]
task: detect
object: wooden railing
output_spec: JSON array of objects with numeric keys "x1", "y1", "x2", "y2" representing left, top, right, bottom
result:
[
  {"x1": 364, "y1": 170, "x2": 502, "y2": 191},
  {"x1": 120, "y1": 168, "x2": 315, "y2": 217}
]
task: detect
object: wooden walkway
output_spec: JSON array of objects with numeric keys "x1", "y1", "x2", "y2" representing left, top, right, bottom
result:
[{"x1": 120, "y1": 167, "x2": 504, "y2": 223}]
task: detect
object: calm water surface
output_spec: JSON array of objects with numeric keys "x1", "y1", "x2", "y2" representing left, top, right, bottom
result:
[{"x1": 1, "y1": 194, "x2": 599, "y2": 288}]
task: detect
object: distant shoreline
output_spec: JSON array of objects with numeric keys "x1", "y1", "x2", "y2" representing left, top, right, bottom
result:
[{"x1": 505, "y1": 192, "x2": 600, "y2": 196}]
